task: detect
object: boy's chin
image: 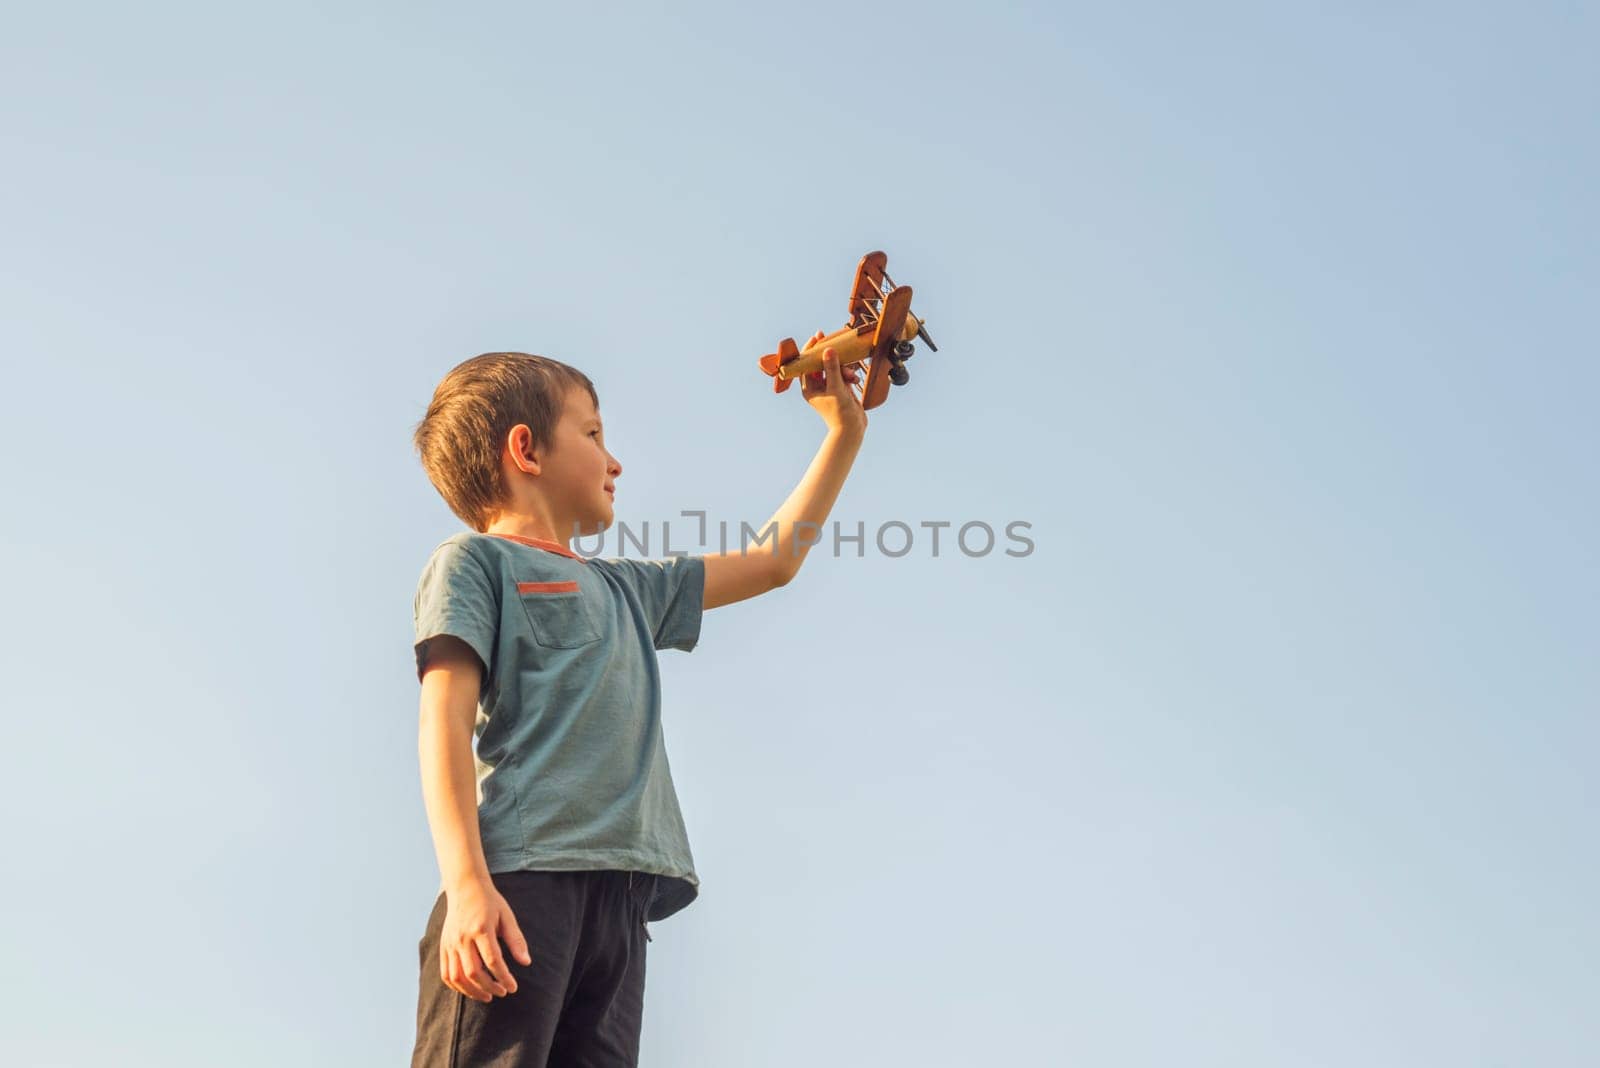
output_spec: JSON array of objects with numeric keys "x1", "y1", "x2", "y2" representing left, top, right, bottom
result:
[{"x1": 570, "y1": 514, "x2": 613, "y2": 539}]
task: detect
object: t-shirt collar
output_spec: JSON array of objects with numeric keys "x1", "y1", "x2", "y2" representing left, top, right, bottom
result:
[{"x1": 487, "y1": 532, "x2": 589, "y2": 563}]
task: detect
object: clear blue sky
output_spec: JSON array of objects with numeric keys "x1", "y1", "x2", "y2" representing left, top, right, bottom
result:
[{"x1": 2, "y1": 3, "x2": 1595, "y2": 1065}]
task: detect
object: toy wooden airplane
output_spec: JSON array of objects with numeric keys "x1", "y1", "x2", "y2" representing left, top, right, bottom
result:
[{"x1": 758, "y1": 250, "x2": 937, "y2": 410}]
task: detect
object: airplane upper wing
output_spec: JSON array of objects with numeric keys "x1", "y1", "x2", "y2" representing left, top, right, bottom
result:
[{"x1": 847, "y1": 251, "x2": 890, "y2": 328}]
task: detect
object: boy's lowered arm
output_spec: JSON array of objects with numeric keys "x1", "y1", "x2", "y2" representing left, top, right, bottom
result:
[
  {"x1": 704, "y1": 344, "x2": 866, "y2": 610},
  {"x1": 417, "y1": 637, "x2": 495, "y2": 892},
  {"x1": 416, "y1": 635, "x2": 533, "y2": 1002}
]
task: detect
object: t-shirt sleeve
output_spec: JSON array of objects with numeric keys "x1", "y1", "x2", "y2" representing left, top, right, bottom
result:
[
  {"x1": 600, "y1": 554, "x2": 706, "y2": 652},
  {"x1": 413, "y1": 539, "x2": 501, "y2": 683}
]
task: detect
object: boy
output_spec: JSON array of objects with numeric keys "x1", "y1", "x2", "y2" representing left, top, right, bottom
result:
[{"x1": 408, "y1": 335, "x2": 864, "y2": 1066}]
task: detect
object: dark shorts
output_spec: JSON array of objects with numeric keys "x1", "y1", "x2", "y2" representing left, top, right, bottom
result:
[{"x1": 411, "y1": 869, "x2": 658, "y2": 1068}]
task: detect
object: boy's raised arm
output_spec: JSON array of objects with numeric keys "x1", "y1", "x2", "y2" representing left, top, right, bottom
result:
[{"x1": 704, "y1": 341, "x2": 866, "y2": 610}]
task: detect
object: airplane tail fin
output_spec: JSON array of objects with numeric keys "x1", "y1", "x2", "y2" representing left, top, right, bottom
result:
[{"x1": 758, "y1": 338, "x2": 801, "y2": 393}]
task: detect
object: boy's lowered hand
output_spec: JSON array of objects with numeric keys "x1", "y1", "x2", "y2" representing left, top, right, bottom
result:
[
  {"x1": 799, "y1": 329, "x2": 867, "y2": 437},
  {"x1": 440, "y1": 877, "x2": 533, "y2": 1003}
]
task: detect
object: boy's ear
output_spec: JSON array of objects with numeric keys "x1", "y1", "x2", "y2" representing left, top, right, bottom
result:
[{"x1": 506, "y1": 424, "x2": 541, "y2": 474}]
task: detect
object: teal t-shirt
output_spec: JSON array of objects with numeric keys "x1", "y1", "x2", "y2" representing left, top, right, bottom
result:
[{"x1": 413, "y1": 530, "x2": 707, "y2": 922}]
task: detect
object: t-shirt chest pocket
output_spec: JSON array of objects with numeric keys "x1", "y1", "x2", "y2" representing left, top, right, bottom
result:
[{"x1": 516, "y1": 576, "x2": 603, "y2": 649}]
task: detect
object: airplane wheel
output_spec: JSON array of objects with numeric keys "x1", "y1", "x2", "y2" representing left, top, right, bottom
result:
[
  {"x1": 889, "y1": 363, "x2": 910, "y2": 386},
  {"x1": 894, "y1": 341, "x2": 915, "y2": 359}
]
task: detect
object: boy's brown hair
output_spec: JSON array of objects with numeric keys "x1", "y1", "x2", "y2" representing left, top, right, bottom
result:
[{"x1": 413, "y1": 352, "x2": 598, "y2": 531}]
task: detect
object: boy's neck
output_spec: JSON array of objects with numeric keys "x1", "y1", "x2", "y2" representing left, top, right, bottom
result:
[{"x1": 485, "y1": 509, "x2": 571, "y2": 550}]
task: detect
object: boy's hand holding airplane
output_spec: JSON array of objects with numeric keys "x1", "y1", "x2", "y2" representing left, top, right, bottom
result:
[{"x1": 799, "y1": 329, "x2": 867, "y2": 437}]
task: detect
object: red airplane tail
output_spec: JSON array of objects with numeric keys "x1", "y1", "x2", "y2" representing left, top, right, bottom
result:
[{"x1": 758, "y1": 338, "x2": 801, "y2": 393}]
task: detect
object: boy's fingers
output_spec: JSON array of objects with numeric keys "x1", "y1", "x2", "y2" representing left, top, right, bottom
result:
[
  {"x1": 444, "y1": 948, "x2": 477, "y2": 1001},
  {"x1": 803, "y1": 357, "x2": 826, "y2": 391},
  {"x1": 825, "y1": 353, "x2": 855, "y2": 393},
  {"x1": 456, "y1": 943, "x2": 498, "y2": 1002},
  {"x1": 800, "y1": 348, "x2": 841, "y2": 398},
  {"x1": 479, "y1": 936, "x2": 519, "y2": 996},
  {"x1": 473, "y1": 938, "x2": 513, "y2": 997},
  {"x1": 440, "y1": 945, "x2": 459, "y2": 997},
  {"x1": 504, "y1": 922, "x2": 532, "y2": 966},
  {"x1": 450, "y1": 951, "x2": 483, "y2": 1001}
]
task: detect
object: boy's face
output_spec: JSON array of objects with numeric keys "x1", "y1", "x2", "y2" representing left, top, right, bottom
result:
[{"x1": 541, "y1": 385, "x2": 621, "y2": 538}]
